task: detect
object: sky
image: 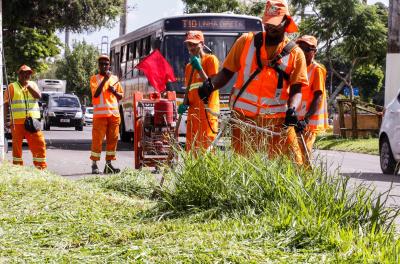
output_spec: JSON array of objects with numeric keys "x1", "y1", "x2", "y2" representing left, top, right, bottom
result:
[{"x1": 57, "y1": 0, "x2": 389, "y2": 52}]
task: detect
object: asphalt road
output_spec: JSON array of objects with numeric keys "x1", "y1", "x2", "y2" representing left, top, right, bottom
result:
[
  {"x1": 5, "y1": 125, "x2": 134, "y2": 178},
  {"x1": 5, "y1": 127, "x2": 400, "y2": 204}
]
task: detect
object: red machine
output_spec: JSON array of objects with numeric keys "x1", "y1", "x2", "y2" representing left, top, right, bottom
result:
[{"x1": 133, "y1": 91, "x2": 178, "y2": 169}]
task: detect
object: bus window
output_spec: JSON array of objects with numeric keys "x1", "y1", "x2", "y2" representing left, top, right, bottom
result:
[
  {"x1": 163, "y1": 34, "x2": 239, "y2": 94},
  {"x1": 151, "y1": 37, "x2": 161, "y2": 51},
  {"x1": 120, "y1": 45, "x2": 127, "y2": 77},
  {"x1": 137, "y1": 40, "x2": 143, "y2": 58},
  {"x1": 127, "y1": 42, "x2": 136, "y2": 79},
  {"x1": 114, "y1": 52, "x2": 121, "y2": 77},
  {"x1": 144, "y1": 36, "x2": 151, "y2": 55}
]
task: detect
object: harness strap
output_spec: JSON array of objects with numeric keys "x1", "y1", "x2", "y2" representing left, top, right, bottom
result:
[{"x1": 232, "y1": 32, "x2": 297, "y2": 109}]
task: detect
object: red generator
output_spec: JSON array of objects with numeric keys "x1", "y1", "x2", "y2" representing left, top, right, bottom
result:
[{"x1": 133, "y1": 91, "x2": 178, "y2": 169}]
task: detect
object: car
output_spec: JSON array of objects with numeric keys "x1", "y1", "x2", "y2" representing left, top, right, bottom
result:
[
  {"x1": 84, "y1": 107, "x2": 93, "y2": 125},
  {"x1": 379, "y1": 92, "x2": 400, "y2": 174},
  {"x1": 42, "y1": 94, "x2": 84, "y2": 131}
]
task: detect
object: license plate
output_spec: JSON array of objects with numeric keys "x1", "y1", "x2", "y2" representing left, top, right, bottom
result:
[{"x1": 60, "y1": 119, "x2": 70, "y2": 123}]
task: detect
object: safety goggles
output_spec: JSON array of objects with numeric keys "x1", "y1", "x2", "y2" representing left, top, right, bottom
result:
[
  {"x1": 300, "y1": 46, "x2": 317, "y2": 53},
  {"x1": 264, "y1": 17, "x2": 287, "y2": 30},
  {"x1": 99, "y1": 62, "x2": 110, "y2": 66}
]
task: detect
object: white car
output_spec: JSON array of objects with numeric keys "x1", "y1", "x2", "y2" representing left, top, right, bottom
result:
[
  {"x1": 379, "y1": 93, "x2": 400, "y2": 174},
  {"x1": 84, "y1": 107, "x2": 93, "y2": 125}
]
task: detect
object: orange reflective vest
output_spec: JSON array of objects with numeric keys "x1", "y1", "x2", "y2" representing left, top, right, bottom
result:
[
  {"x1": 92, "y1": 74, "x2": 120, "y2": 118},
  {"x1": 230, "y1": 32, "x2": 297, "y2": 118},
  {"x1": 299, "y1": 61, "x2": 329, "y2": 132}
]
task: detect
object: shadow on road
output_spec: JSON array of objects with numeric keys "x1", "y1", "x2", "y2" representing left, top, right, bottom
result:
[
  {"x1": 13, "y1": 139, "x2": 133, "y2": 151},
  {"x1": 340, "y1": 172, "x2": 400, "y2": 183},
  {"x1": 45, "y1": 139, "x2": 133, "y2": 151}
]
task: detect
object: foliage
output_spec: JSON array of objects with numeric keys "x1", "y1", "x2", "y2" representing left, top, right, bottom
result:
[
  {"x1": 0, "y1": 154, "x2": 399, "y2": 262},
  {"x1": 295, "y1": 0, "x2": 388, "y2": 102},
  {"x1": 55, "y1": 42, "x2": 99, "y2": 103},
  {"x1": 3, "y1": 0, "x2": 124, "y2": 78},
  {"x1": 353, "y1": 64, "x2": 384, "y2": 101},
  {"x1": 3, "y1": 0, "x2": 124, "y2": 33},
  {"x1": 182, "y1": 0, "x2": 242, "y2": 13},
  {"x1": 3, "y1": 28, "x2": 61, "y2": 80}
]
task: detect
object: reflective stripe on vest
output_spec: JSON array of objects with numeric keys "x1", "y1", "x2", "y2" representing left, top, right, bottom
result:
[
  {"x1": 188, "y1": 82, "x2": 203, "y2": 91},
  {"x1": 231, "y1": 33, "x2": 292, "y2": 118},
  {"x1": 10, "y1": 82, "x2": 40, "y2": 119},
  {"x1": 93, "y1": 75, "x2": 120, "y2": 118},
  {"x1": 303, "y1": 62, "x2": 329, "y2": 131}
]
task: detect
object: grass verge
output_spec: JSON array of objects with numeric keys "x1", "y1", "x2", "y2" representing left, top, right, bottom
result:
[
  {"x1": 315, "y1": 134, "x2": 379, "y2": 155},
  {"x1": 0, "y1": 152, "x2": 399, "y2": 262}
]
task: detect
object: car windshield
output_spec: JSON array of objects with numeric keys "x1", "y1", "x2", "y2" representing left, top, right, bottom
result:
[
  {"x1": 50, "y1": 96, "x2": 80, "y2": 108},
  {"x1": 164, "y1": 34, "x2": 238, "y2": 94}
]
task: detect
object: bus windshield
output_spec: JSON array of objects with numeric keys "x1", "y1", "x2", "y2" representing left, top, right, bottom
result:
[{"x1": 164, "y1": 34, "x2": 238, "y2": 95}]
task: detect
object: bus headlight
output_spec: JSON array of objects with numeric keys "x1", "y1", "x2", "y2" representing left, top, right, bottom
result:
[{"x1": 75, "y1": 111, "x2": 83, "y2": 118}]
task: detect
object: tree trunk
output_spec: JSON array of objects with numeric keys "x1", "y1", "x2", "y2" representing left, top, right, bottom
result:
[
  {"x1": 119, "y1": 0, "x2": 128, "y2": 36},
  {"x1": 388, "y1": 0, "x2": 400, "y2": 53}
]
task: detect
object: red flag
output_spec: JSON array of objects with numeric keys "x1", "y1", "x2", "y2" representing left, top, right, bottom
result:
[{"x1": 135, "y1": 50, "x2": 176, "y2": 92}]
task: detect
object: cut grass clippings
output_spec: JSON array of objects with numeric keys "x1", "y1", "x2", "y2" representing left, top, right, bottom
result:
[
  {"x1": 315, "y1": 134, "x2": 379, "y2": 155},
  {"x1": 0, "y1": 150, "x2": 399, "y2": 263}
]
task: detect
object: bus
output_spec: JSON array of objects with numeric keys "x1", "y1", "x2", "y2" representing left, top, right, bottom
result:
[{"x1": 110, "y1": 13, "x2": 263, "y2": 142}]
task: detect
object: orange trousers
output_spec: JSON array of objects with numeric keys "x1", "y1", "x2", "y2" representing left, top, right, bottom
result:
[
  {"x1": 231, "y1": 113, "x2": 303, "y2": 165},
  {"x1": 186, "y1": 111, "x2": 218, "y2": 152},
  {"x1": 90, "y1": 116, "x2": 120, "y2": 161},
  {"x1": 11, "y1": 124, "x2": 47, "y2": 169},
  {"x1": 298, "y1": 130, "x2": 317, "y2": 167}
]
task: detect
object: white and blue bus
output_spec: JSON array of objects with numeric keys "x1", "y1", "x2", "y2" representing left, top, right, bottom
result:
[{"x1": 110, "y1": 13, "x2": 263, "y2": 142}]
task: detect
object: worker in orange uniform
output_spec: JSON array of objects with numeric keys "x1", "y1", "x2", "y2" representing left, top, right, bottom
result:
[
  {"x1": 295, "y1": 35, "x2": 329, "y2": 166},
  {"x1": 3, "y1": 65, "x2": 47, "y2": 169},
  {"x1": 198, "y1": 0, "x2": 308, "y2": 163},
  {"x1": 90, "y1": 55, "x2": 124, "y2": 174},
  {"x1": 177, "y1": 31, "x2": 220, "y2": 151}
]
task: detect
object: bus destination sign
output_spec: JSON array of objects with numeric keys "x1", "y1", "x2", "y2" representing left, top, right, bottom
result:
[{"x1": 164, "y1": 17, "x2": 261, "y2": 32}]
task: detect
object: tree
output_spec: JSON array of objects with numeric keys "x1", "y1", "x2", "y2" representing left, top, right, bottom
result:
[
  {"x1": 294, "y1": 0, "x2": 388, "y2": 104},
  {"x1": 55, "y1": 42, "x2": 99, "y2": 104},
  {"x1": 3, "y1": 0, "x2": 124, "y2": 77}
]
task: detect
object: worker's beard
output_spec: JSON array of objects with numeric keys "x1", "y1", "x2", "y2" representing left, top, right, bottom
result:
[{"x1": 265, "y1": 33, "x2": 285, "y2": 46}]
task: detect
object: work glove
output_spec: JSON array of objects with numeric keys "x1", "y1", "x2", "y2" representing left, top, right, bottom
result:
[
  {"x1": 190, "y1": 55, "x2": 202, "y2": 71},
  {"x1": 198, "y1": 78, "x2": 214, "y2": 105},
  {"x1": 284, "y1": 107, "x2": 298, "y2": 127},
  {"x1": 178, "y1": 104, "x2": 189, "y2": 115},
  {"x1": 295, "y1": 118, "x2": 309, "y2": 133}
]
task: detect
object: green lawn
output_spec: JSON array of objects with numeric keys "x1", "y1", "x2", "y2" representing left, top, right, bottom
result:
[
  {"x1": 0, "y1": 151, "x2": 399, "y2": 262},
  {"x1": 315, "y1": 135, "x2": 379, "y2": 155}
]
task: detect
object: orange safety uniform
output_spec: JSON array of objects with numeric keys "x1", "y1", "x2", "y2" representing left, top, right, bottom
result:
[
  {"x1": 185, "y1": 53, "x2": 219, "y2": 151},
  {"x1": 3, "y1": 82, "x2": 47, "y2": 169},
  {"x1": 298, "y1": 61, "x2": 329, "y2": 164},
  {"x1": 223, "y1": 32, "x2": 308, "y2": 163},
  {"x1": 89, "y1": 74, "x2": 123, "y2": 161}
]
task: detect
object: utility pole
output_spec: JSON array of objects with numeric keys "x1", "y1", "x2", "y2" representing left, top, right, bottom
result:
[
  {"x1": 0, "y1": 0, "x2": 5, "y2": 161},
  {"x1": 65, "y1": 28, "x2": 70, "y2": 57},
  {"x1": 119, "y1": 0, "x2": 128, "y2": 36},
  {"x1": 385, "y1": 0, "x2": 400, "y2": 105}
]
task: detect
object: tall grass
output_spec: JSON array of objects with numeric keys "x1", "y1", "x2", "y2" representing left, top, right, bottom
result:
[{"x1": 158, "y1": 150, "x2": 400, "y2": 260}]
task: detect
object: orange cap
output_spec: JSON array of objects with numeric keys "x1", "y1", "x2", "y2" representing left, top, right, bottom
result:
[
  {"x1": 262, "y1": 0, "x2": 298, "y2": 33},
  {"x1": 184, "y1": 31, "x2": 204, "y2": 44},
  {"x1": 296, "y1": 35, "x2": 318, "y2": 48},
  {"x1": 17, "y1": 65, "x2": 33, "y2": 74},
  {"x1": 98, "y1": 54, "x2": 110, "y2": 62}
]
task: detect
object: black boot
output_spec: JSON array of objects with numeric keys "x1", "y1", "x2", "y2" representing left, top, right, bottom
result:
[
  {"x1": 104, "y1": 163, "x2": 120, "y2": 174},
  {"x1": 92, "y1": 163, "x2": 100, "y2": 174}
]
